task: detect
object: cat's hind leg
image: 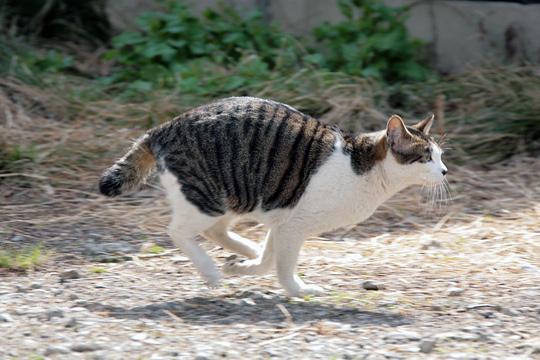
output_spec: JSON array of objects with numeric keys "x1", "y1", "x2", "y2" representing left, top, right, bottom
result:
[
  {"x1": 203, "y1": 217, "x2": 260, "y2": 259},
  {"x1": 168, "y1": 214, "x2": 222, "y2": 288},
  {"x1": 161, "y1": 170, "x2": 222, "y2": 288}
]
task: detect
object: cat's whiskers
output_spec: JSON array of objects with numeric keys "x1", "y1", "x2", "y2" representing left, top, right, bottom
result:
[{"x1": 421, "y1": 178, "x2": 451, "y2": 214}]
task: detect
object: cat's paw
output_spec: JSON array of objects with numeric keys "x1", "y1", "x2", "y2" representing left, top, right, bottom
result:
[
  {"x1": 222, "y1": 258, "x2": 246, "y2": 275},
  {"x1": 201, "y1": 270, "x2": 222, "y2": 289},
  {"x1": 286, "y1": 284, "x2": 326, "y2": 297}
]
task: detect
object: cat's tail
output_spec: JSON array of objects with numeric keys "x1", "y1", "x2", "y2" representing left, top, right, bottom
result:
[{"x1": 99, "y1": 134, "x2": 156, "y2": 197}]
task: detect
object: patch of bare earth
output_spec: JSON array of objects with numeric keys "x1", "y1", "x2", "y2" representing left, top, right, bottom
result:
[{"x1": 1, "y1": 80, "x2": 539, "y2": 359}]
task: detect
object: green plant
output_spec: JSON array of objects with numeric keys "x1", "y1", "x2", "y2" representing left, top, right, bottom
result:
[
  {"x1": 90, "y1": 266, "x2": 106, "y2": 273},
  {"x1": 0, "y1": 246, "x2": 47, "y2": 271},
  {"x1": 0, "y1": 36, "x2": 74, "y2": 82},
  {"x1": 0, "y1": 143, "x2": 39, "y2": 172},
  {"x1": 312, "y1": 0, "x2": 429, "y2": 81},
  {"x1": 104, "y1": 1, "x2": 300, "y2": 93},
  {"x1": 147, "y1": 244, "x2": 165, "y2": 254}
]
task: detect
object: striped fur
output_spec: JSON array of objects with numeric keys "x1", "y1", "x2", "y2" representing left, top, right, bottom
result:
[{"x1": 146, "y1": 97, "x2": 337, "y2": 215}]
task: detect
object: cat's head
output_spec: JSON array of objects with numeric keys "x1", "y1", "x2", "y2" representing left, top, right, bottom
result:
[{"x1": 385, "y1": 114, "x2": 447, "y2": 186}]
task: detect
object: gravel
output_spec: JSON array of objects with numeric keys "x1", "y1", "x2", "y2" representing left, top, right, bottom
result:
[{"x1": 0, "y1": 243, "x2": 538, "y2": 360}]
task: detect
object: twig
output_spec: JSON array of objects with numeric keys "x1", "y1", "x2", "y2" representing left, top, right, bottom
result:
[
  {"x1": 0, "y1": 173, "x2": 47, "y2": 180},
  {"x1": 276, "y1": 303, "x2": 294, "y2": 327},
  {"x1": 259, "y1": 331, "x2": 300, "y2": 346}
]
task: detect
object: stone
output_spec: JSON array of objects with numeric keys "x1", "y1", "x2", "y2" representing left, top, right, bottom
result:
[
  {"x1": 500, "y1": 307, "x2": 520, "y2": 316},
  {"x1": 83, "y1": 242, "x2": 136, "y2": 256},
  {"x1": 65, "y1": 318, "x2": 78, "y2": 328},
  {"x1": 95, "y1": 255, "x2": 133, "y2": 263},
  {"x1": 383, "y1": 331, "x2": 421, "y2": 343},
  {"x1": 30, "y1": 283, "x2": 42, "y2": 289},
  {"x1": 71, "y1": 343, "x2": 103, "y2": 352},
  {"x1": 60, "y1": 269, "x2": 81, "y2": 281},
  {"x1": 239, "y1": 298, "x2": 256, "y2": 306},
  {"x1": 140, "y1": 242, "x2": 158, "y2": 253},
  {"x1": 131, "y1": 333, "x2": 148, "y2": 341},
  {"x1": 362, "y1": 281, "x2": 382, "y2": 291},
  {"x1": 421, "y1": 240, "x2": 442, "y2": 250},
  {"x1": 0, "y1": 313, "x2": 13, "y2": 322},
  {"x1": 194, "y1": 354, "x2": 211, "y2": 360},
  {"x1": 419, "y1": 339, "x2": 436, "y2": 353},
  {"x1": 46, "y1": 309, "x2": 65, "y2": 320},
  {"x1": 171, "y1": 256, "x2": 190, "y2": 264},
  {"x1": 44, "y1": 345, "x2": 70, "y2": 355},
  {"x1": 447, "y1": 287, "x2": 465, "y2": 296}
]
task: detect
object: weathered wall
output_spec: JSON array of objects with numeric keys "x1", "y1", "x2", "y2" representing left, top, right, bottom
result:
[{"x1": 107, "y1": 0, "x2": 540, "y2": 73}]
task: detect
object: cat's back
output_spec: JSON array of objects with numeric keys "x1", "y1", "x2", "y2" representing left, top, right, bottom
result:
[{"x1": 150, "y1": 97, "x2": 338, "y2": 215}]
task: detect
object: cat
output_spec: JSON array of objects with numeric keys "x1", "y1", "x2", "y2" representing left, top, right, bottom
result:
[{"x1": 99, "y1": 96, "x2": 447, "y2": 297}]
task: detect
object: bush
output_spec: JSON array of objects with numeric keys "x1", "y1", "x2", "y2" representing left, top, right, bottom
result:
[
  {"x1": 312, "y1": 0, "x2": 429, "y2": 81},
  {"x1": 104, "y1": 1, "x2": 302, "y2": 93},
  {"x1": 104, "y1": 0, "x2": 429, "y2": 95}
]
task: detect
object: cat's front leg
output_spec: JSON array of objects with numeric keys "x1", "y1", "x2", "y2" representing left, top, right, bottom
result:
[{"x1": 274, "y1": 227, "x2": 325, "y2": 297}]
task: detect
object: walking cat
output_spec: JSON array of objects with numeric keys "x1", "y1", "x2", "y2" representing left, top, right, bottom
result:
[{"x1": 99, "y1": 97, "x2": 447, "y2": 297}]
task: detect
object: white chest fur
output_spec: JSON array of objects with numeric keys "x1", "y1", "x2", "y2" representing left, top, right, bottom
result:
[{"x1": 284, "y1": 142, "x2": 395, "y2": 236}]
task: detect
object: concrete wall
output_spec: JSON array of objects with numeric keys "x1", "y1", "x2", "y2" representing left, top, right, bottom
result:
[{"x1": 107, "y1": 0, "x2": 540, "y2": 73}]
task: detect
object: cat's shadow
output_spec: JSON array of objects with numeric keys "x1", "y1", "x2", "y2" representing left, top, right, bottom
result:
[{"x1": 82, "y1": 292, "x2": 409, "y2": 327}]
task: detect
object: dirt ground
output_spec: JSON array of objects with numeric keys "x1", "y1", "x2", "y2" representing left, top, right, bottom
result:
[{"x1": 0, "y1": 81, "x2": 539, "y2": 359}]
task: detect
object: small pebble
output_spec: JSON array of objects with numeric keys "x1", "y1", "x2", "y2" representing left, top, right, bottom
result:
[
  {"x1": 239, "y1": 298, "x2": 256, "y2": 306},
  {"x1": 140, "y1": 242, "x2": 158, "y2": 253},
  {"x1": 0, "y1": 313, "x2": 13, "y2": 322},
  {"x1": 195, "y1": 354, "x2": 211, "y2": 360},
  {"x1": 46, "y1": 309, "x2": 64, "y2": 320},
  {"x1": 30, "y1": 283, "x2": 42, "y2": 289},
  {"x1": 447, "y1": 287, "x2": 465, "y2": 296},
  {"x1": 71, "y1": 343, "x2": 103, "y2": 352},
  {"x1": 419, "y1": 339, "x2": 436, "y2": 353},
  {"x1": 421, "y1": 240, "x2": 442, "y2": 250},
  {"x1": 44, "y1": 345, "x2": 70, "y2": 356},
  {"x1": 383, "y1": 331, "x2": 421, "y2": 343},
  {"x1": 65, "y1": 318, "x2": 78, "y2": 328},
  {"x1": 362, "y1": 280, "x2": 382, "y2": 291},
  {"x1": 60, "y1": 269, "x2": 81, "y2": 281},
  {"x1": 131, "y1": 333, "x2": 148, "y2": 341}
]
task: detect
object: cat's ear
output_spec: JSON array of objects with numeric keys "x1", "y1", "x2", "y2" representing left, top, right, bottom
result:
[
  {"x1": 386, "y1": 115, "x2": 411, "y2": 143},
  {"x1": 413, "y1": 113, "x2": 434, "y2": 135}
]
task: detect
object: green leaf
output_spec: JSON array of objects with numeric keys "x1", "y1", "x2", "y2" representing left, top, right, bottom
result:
[{"x1": 112, "y1": 32, "x2": 144, "y2": 48}]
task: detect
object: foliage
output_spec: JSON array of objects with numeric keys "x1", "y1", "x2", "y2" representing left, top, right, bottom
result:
[
  {"x1": 104, "y1": 1, "x2": 301, "y2": 93},
  {"x1": 312, "y1": 0, "x2": 428, "y2": 81},
  {"x1": 104, "y1": 0, "x2": 429, "y2": 95},
  {"x1": 0, "y1": 246, "x2": 47, "y2": 271},
  {"x1": 0, "y1": 36, "x2": 73, "y2": 82},
  {"x1": 0, "y1": 142, "x2": 39, "y2": 172}
]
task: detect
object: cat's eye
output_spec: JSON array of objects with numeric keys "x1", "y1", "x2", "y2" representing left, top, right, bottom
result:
[{"x1": 410, "y1": 155, "x2": 423, "y2": 163}]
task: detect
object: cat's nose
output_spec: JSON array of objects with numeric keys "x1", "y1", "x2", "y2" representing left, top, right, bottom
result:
[{"x1": 442, "y1": 169, "x2": 448, "y2": 176}]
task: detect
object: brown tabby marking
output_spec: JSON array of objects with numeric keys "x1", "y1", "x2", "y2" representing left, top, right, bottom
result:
[
  {"x1": 147, "y1": 97, "x2": 337, "y2": 215},
  {"x1": 99, "y1": 97, "x2": 401, "y2": 216}
]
